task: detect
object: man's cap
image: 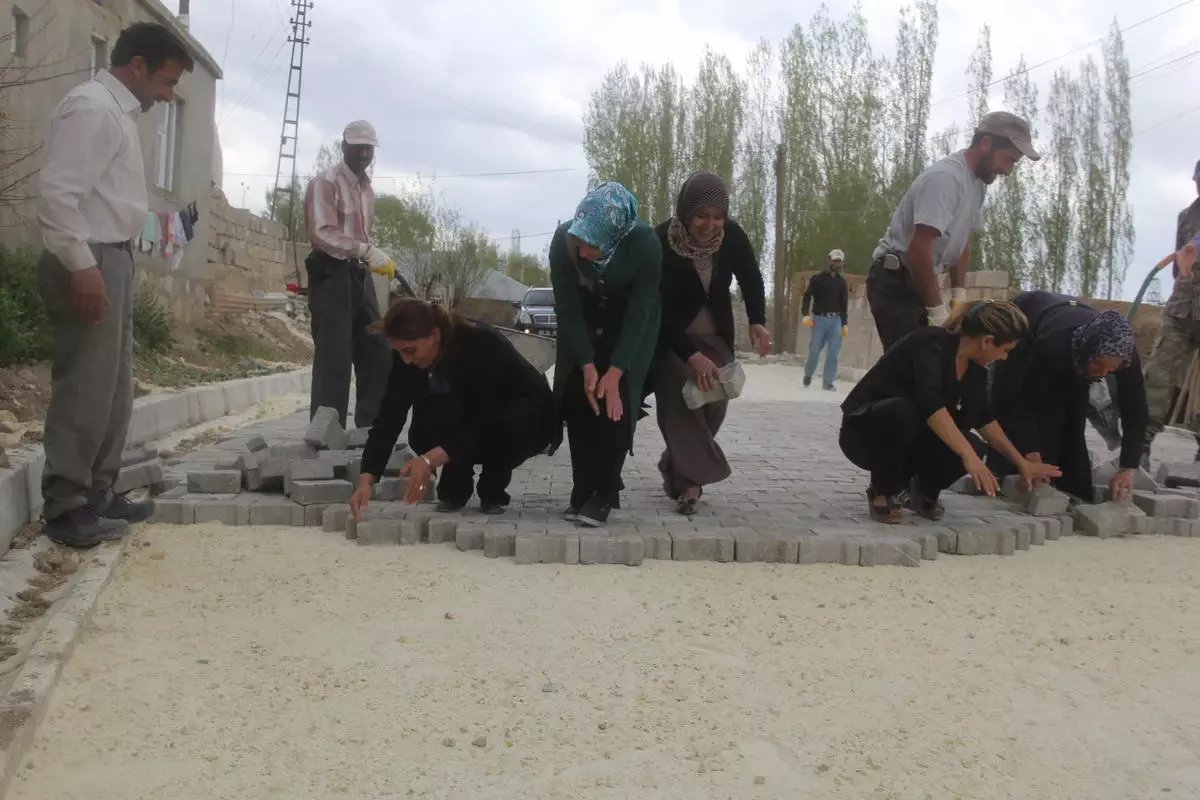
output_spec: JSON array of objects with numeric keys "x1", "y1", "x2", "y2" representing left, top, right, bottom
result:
[
  {"x1": 343, "y1": 120, "x2": 379, "y2": 147},
  {"x1": 1193, "y1": 158, "x2": 1200, "y2": 180},
  {"x1": 975, "y1": 111, "x2": 1040, "y2": 161},
  {"x1": 828, "y1": 249, "x2": 845, "y2": 261}
]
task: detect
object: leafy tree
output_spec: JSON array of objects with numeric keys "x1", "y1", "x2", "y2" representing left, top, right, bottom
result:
[{"x1": 507, "y1": 253, "x2": 548, "y2": 287}]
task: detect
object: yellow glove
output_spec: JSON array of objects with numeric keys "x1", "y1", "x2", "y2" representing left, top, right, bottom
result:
[
  {"x1": 371, "y1": 262, "x2": 396, "y2": 280},
  {"x1": 803, "y1": 316, "x2": 814, "y2": 328},
  {"x1": 948, "y1": 288, "x2": 969, "y2": 318},
  {"x1": 841, "y1": 326, "x2": 848, "y2": 338}
]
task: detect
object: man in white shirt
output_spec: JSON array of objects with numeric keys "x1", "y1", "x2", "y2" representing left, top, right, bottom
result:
[
  {"x1": 867, "y1": 111, "x2": 1040, "y2": 349},
  {"x1": 303, "y1": 120, "x2": 393, "y2": 430},
  {"x1": 36, "y1": 22, "x2": 193, "y2": 547}
]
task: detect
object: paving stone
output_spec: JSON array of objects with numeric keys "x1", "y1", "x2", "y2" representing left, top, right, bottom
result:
[
  {"x1": 289, "y1": 480, "x2": 355, "y2": 505},
  {"x1": 732, "y1": 529, "x2": 801, "y2": 563},
  {"x1": 400, "y1": 519, "x2": 428, "y2": 545},
  {"x1": 318, "y1": 450, "x2": 358, "y2": 479},
  {"x1": 516, "y1": 534, "x2": 580, "y2": 565},
  {"x1": 483, "y1": 526, "x2": 518, "y2": 558},
  {"x1": 358, "y1": 519, "x2": 402, "y2": 544},
  {"x1": 670, "y1": 530, "x2": 735, "y2": 562},
  {"x1": 193, "y1": 496, "x2": 255, "y2": 526},
  {"x1": 579, "y1": 534, "x2": 644, "y2": 566},
  {"x1": 456, "y1": 525, "x2": 486, "y2": 551},
  {"x1": 305, "y1": 406, "x2": 348, "y2": 450},
  {"x1": 1043, "y1": 516, "x2": 1062, "y2": 540},
  {"x1": 348, "y1": 427, "x2": 371, "y2": 449},
  {"x1": 187, "y1": 470, "x2": 242, "y2": 494},
  {"x1": 950, "y1": 527, "x2": 1016, "y2": 556},
  {"x1": 121, "y1": 445, "x2": 158, "y2": 467},
  {"x1": 150, "y1": 499, "x2": 194, "y2": 525},
  {"x1": 245, "y1": 457, "x2": 286, "y2": 492},
  {"x1": 345, "y1": 513, "x2": 358, "y2": 540},
  {"x1": 385, "y1": 451, "x2": 409, "y2": 477},
  {"x1": 323, "y1": 505, "x2": 351, "y2": 532},
  {"x1": 113, "y1": 461, "x2": 164, "y2": 494},
  {"x1": 428, "y1": 518, "x2": 458, "y2": 544},
  {"x1": 289, "y1": 459, "x2": 335, "y2": 482},
  {"x1": 249, "y1": 497, "x2": 303, "y2": 526},
  {"x1": 1130, "y1": 491, "x2": 1188, "y2": 518},
  {"x1": 269, "y1": 443, "x2": 317, "y2": 461},
  {"x1": 898, "y1": 530, "x2": 940, "y2": 560},
  {"x1": 797, "y1": 535, "x2": 860, "y2": 565},
  {"x1": 1027, "y1": 485, "x2": 1070, "y2": 516},
  {"x1": 1131, "y1": 515, "x2": 1156, "y2": 535},
  {"x1": 1055, "y1": 513, "x2": 1075, "y2": 536},
  {"x1": 1170, "y1": 518, "x2": 1200, "y2": 537},
  {"x1": 304, "y1": 504, "x2": 332, "y2": 527},
  {"x1": 1073, "y1": 502, "x2": 1131, "y2": 539},
  {"x1": 1155, "y1": 462, "x2": 1200, "y2": 487},
  {"x1": 375, "y1": 477, "x2": 407, "y2": 501},
  {"x1": 857, "y1": 537, "x2": 921, "y2": 567},
  {"x1": 246, "y1": 434, "x2": 268, "y2": 452},
  {"x1": 157, "y1": 486, "x2": 187, "y2": 500},
  {"x1": 639, "y1": 529, "x2": 674, "y2": 560}
]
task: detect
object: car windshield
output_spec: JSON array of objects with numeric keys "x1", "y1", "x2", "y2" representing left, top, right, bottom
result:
[{"x1": 523, "y1": 289, "x2": 555, "y2": 307}]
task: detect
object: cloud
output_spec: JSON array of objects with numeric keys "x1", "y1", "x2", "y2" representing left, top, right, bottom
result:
[{"x1": 195, "y1": 0, "x2": 1200, "y2": 296}]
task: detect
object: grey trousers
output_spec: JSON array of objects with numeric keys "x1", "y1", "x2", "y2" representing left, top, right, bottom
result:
[
  {"x1": 307, "y1": 253, "x2": 391, "y2": 429},
  {"x1": 37, "y1": 244, "x2": 134, "y2": 521}
]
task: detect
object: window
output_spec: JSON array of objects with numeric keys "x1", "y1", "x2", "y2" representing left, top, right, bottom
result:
[
  {"x1": 154, "y1": 99, "x2": 181, "y2": 192},
  {"x1": 11, "y1": 7, "x2": 29, "y2": 59},
  {"x1": 89, "y1": 36, "x2": 107, "y2": 77}
]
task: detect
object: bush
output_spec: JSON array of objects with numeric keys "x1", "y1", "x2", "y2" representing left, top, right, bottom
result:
[
  {"x1": 0, "y1": 246, "x2": 52, "y2": 366},
  {"x1": 132, "y1": 289, "x2": 173, "y2": 353}
]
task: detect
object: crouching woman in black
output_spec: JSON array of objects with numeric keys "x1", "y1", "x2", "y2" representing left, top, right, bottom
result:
[
  {"x1": 839, "y1": 300, "x2": 1061, "y2": 523},
  {"x1": 349, "y1": 298, "x2": 554, "y2": 519}
]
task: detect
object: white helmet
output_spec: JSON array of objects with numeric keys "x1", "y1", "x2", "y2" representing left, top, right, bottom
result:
[{"x1": 828, "y1": 249, "x2": 845, "y2": 262}]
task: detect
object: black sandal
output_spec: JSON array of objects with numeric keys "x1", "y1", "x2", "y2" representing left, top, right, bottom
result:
[
  {"x1": 676, "y1": 487, "x2": 702, "y2": 516},
  {"x1": 867, "y1": 487, "x2": 903, "y2": 524}
]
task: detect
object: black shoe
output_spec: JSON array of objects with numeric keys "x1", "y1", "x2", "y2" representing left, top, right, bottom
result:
[
  {"x1": 803, "y1": 376, "x2": 812, "y2": 388},
  {"x1": 480, "y1": 502, "x2": 506, "y2": 515},
  {"x1": 577, "y1": 494, "x2": 611, "y2": 528},
  {"x1": 93, "y1": 493, "x2": 155, "y2": 524},
  {"x1": 44, "y1": 508, "x2": 129, "y2": 548},
  {"x1": 563, "y1": 505, "x2": 580, "y2": 522},
  {"x1": 436, "y1": 500, "x2": 465, "y2": 513},
  {"x1": 903, "y1": 477, "x2": 944, "y2": 521}
]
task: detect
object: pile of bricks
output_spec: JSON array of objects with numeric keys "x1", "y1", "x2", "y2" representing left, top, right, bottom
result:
[
  {"x1": 150, "y1": 406, "x2": 431, "y2": 527},
  {"x1": 113, "y1": 445, "x2": 166, "y2": 495}
]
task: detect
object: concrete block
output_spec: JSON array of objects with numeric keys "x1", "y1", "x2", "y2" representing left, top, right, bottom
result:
[
  {"x1": 428, "y1": 518, "x2": 458, "y2": 544},
  {"x1": 797, "y1": 535, "x2": 860, "y2": 565},
  {"x1": 1056, "y1": 513, "x2": 1075, "y2": 536},
  {"x1": 400, "y1": 519, "x2": 426, "y2": 545},
  {"x1": 456, "y1": 525, "x2": 486, "y2": 551},
  {"x1": 269, "y1": 443, "x2": 317, "y2": 461},
  {"x1": 149, "y1": 499, "x2": 194, "y2": 525},
  {"x1": 385, "y1": 451, "x2": 409, "y2": 477},
  {"x1": 1073, "y1": 502, "x2": 1130, "y2": 539},
  {"x1": 1043, "y1": 516, "x2": 1062, "y2": 540},
  {"x1": 323, "y1": 505, "x2": 351, "y2": 533},
  {"x1": 318, "y1": 450, "x2": 358, "y2": 480},
  {"x1": 304, "y1": 406, "x2": 348, "y2": 451},
  {"x1": 901, "y1": 530, "x2": 940, "y2": 560},
  {"x1": 289, "y1": 480, "x2": 354, "y2": 505},
  {"x1": 670, "y1": 530, "x2": 734, "y2": 562},
  {"x1": 1131, "y1": 516, "x2": 1156, "y2": 535},
  {"x1": 1011, "y1": 522, "x2": 1032, "y2": 551},
  {"x1": 113, "y1": 461, "x2": 164, "y2": 494},
  {"x1": 358, "y1": 519, "x2": 402, "y2": 544},
  {"x1": 579, "y1": 534, "x2": 644, "y2": 566},
  {"x1": 1133, "y1": 467, "x2": 1159, "y2": 492},
  {"x1": 640, "y1": 529, "x2": 673, "y2": 560},
  {"x1": 948, "y1": 475, "x2": 981, "y2": 495},
  {"x1": 1131, "y1": 491, "x2": 1190, "y2": 518},
  {"x1": 857, "y1": 537, "x2": 921, "y2": 567},
  {"x1": 1170, "y1": 518, "x2": 1200, "y2": 537},
  {"x1": 375, "y1": 478, "x2": 407, "y2": 501},
  {"x1": 483, "y1": 526, "x2": 518, "y2": 558},
  {"x1": 732, "y1": 529, "x2": 801, "y2": 563},
  {"x1": 951, "y1": 527, "x2": 1015, "y2": 556},
  {"x1": 516, "y1": 534, "x2": 580, "y2": 565},
  {"x1": 194, "y1": 497, "x2": 251, "y2": 526},
  {"x1": 1001, "y1": 474, "x2": 1025, "y2": 499},
  {"x1": 120, "y1": 445, "x2": 158, "y2": 467},
  {"x1": 303, "y1": 504, "x2": 332, "y2": 527},
  {"x1": 1028, "y1": 485, "x2": 1070, "y2": 516},
  {"x1": 246, "y1": 435, "x2": 268, "y2": 452},
  {"x1": 249, "y1": 498, "x2": 303, "y2": 526},
  {"x1": 348, "y1": 428, "x2": 371, "y2": 449},
  {"x1": 345, "y1": 513, "x2": 358, "y2": 540},
  {"x1": 289, "y1": 459, "x2": 334, "y2": 482},
  {"x1": 187, "y1": 470, "x2": 242, "y2": 494}
]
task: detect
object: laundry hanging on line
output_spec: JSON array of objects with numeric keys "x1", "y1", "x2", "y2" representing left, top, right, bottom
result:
[{"x1": 136, "y1": 202, "x2": 200, "y2": 256}]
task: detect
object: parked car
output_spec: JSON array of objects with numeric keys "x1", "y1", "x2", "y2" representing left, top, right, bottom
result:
[{"x1": 513, "y1": 287, "x2": 556, "y2": 337}]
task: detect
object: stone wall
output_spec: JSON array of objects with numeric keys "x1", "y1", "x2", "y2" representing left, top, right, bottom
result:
[{"x1": 207, "y1": 190, "x2": 295, "y2": 302}]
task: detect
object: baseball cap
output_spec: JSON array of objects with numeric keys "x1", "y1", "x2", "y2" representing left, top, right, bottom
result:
[
  {"x1": 1193, "y1": 159, "x2": 1200, "y2": 180},
  {"x1": 343, "y1": 120, "x2": 379, "y2": 147},
  {"x1": 975, "y1": 111, "x2": 1040, "y2": 161},
  {"x1": 829, "y1": 249, "x2": 845, "y2": 261}
]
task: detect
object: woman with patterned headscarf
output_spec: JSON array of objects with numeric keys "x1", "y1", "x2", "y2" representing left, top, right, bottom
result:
[
  {"x1": 988, "y1": 290, "x2": 1148, "y2": 502},
  {"x1": 652, "y1": 171, "x2": 771, "y2": 515},
  {"x1": 548, "y1": 182, "x2": 662, "y2": 527}
]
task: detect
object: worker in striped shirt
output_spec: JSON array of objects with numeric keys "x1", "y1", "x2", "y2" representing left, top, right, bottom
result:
[{"x1": 303, "y1": 119, "x2": 393, "y2": 431}]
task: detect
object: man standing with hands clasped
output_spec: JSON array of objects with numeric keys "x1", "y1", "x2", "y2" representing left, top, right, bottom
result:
[
  {"x1": 36, "y1": 23, "x2": 193, "y2": 547},
  {"x1": 867, "y1": 111, "x2": 1040, "y2": 349},
  {"x1": 304, "y1": 120, "x2": 394, "y2": 432},
  {"x1": 801, "y1": 249, "x2": 849, "y2": 391}
]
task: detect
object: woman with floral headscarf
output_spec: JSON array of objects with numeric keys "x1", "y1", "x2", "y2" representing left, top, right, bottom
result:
[
  {"x1": 989, "y1": 290, "x2": 1148, "y2": 502},
  {"x1": 548, "y1": 182, "x2": 662, "y2": 527},
  {"x1": 653, "y1": 171, "x2": 771, "y2": 515}
]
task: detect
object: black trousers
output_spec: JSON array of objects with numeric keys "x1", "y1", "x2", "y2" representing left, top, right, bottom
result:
[
  {"x1": 840, "y1": 398, "x2": 983, "y2": 496},
  {"x1": 866, "y1": 259, "x2": 927, "y2": 350},
  {"x1": 562, "y1": 368, "x2": 628, "y2": 507},
  {"x1": 989, "y1": 401, "x2": 1094, "y2": 501},
  {"x1": 409, "y1": 395, "x2": 552, "y2": 506}
]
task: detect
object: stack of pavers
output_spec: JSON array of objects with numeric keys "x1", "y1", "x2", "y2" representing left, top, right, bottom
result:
[
  {"x1": 150, "y1": 406, "x2": 432, "y2": 527},
  {"x1": 113, "y1": 444, "x2": 167, "y2": 496}
]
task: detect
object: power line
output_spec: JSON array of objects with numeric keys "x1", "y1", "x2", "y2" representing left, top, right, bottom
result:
[
  {"x1": 224, "y1": 166, "x2": 587, "y2": 180},
  {"x1": 930, "y1": 0, "x2": 1197, "y2": 108},
  {"x1": 1128, "y1": 48, "x2": 1200, "y2": 80},
  {"x1": 1136, "y1": 103, "x2": 1200, "y2": 133}
]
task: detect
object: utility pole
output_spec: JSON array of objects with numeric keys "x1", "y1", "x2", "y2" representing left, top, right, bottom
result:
[
  {"x1": 268, "y1": 1, "x2": 313, "y2": 231},
  {"x1": 772, "y1": 143, "x2": 787, "y2": 351}
]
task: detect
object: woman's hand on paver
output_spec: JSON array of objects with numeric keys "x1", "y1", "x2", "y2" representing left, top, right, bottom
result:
[
  {"x1": 348, "y1": 481, "x2": 372, "y2": 522},
  {"x1": 963, "y1": 455, "x2": 999, "y2": 497}
]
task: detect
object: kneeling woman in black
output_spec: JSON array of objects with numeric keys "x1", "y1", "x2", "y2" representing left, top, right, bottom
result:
[
  {"x1": 839, "y1": 300, "x2": 1062, "y2": 523},
  {"x1": 350, "y1": 298, "x2": 555, "y2": 519}
]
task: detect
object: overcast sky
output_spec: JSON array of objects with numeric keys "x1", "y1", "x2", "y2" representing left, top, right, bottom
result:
[{"x1": 190, "y1": 0, "x2": 1200, "y2": 299}]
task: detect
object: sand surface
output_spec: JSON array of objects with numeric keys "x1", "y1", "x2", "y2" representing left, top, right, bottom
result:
[{"x1": 10, "y1": 524, "x2": 1200, "y2": 800}]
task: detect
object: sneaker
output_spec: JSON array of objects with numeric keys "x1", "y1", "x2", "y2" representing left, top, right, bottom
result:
[
  {"x1": 563, "y1": 505, "x2": 580, "y2": 522},
  {"x1": 44, "y1": 507, "x2": 129, "y2": 548},
  {"x1": 823, "y1": 384, "x2": 836, "y2": 392},
  {"x1": 577, "y1": 494, "x2": 611, "y2": 528},
  {"x1": 436, "y1": 500, "x2": 465, "y2": 513},
  {"x1": 802, "y1": 376, "x2": 812, "y2": 388},
  {"x1": 480, "y1": 502, "x2": 506, "y2": 515},
  {"x1": 93, "y1": 493, "x2": 155, "y2": 524}
]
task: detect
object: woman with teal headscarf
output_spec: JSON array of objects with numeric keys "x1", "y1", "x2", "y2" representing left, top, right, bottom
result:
[{"x1": 549, "y1": 182, "x2": 662, "y2": 527}]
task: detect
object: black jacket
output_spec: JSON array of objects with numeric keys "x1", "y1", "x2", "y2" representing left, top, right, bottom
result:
[
  {"x1": 802, "y1": 271, "x2": 849, "y2": 325},
  {"x1": 993, "y1": 291, "x2": 1147, "y2": 470},
  {"x1": 654, "y1": 219, "x2": 767, "y2": 361},
  {"x1": 843, "y1": 326, "x2": 994, "y2": 431},
  {"x1": 360, "y1": 320, "x2": 553, "y2": 478}
]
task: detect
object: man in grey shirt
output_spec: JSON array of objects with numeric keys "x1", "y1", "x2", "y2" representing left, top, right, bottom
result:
[{"x1": 867, "y1": 111, "x2": 1040, "y2": 349}]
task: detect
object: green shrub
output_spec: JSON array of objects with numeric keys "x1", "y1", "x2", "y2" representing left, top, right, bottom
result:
[
  {"x1": 0, "y1": 246, "x2": 52, "y2": 366},
  {"x1": 132, "y1": 289, "x2": 174, "y2": 353}
]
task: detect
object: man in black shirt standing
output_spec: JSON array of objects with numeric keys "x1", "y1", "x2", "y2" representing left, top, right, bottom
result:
[{"x1": 802, "y1": 249, "x2": 849, "y2": 390}]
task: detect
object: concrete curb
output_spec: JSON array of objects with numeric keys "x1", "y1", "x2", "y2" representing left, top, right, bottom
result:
[
  {"x1": 0, "y1": 368, "x2": 312, "y2": 552},
  {"x1": 0, "y1": 538, "x2": 129, "y2": 798}
]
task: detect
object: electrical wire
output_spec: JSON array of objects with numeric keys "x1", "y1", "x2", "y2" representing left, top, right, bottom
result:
[{"x1": 223, "y1": 166, "x2": 588, "y2": 180}]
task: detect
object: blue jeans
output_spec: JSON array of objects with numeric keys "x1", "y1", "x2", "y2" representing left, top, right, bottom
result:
[{"x1": 804, "y1": 315, "x2": 842, "y2": 387}]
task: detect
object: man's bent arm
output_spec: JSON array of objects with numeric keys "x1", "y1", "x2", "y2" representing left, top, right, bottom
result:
[{"x1": 907, "y1": 225, "x2": 943, "y2": 307}]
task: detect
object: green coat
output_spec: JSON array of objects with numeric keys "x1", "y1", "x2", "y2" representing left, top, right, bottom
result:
[{"x1": 548, "y1": 220, "x2": 662, "y2": 453}]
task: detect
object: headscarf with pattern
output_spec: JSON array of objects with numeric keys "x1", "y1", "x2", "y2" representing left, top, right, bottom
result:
[
  {"x1": 566, "y1": 182, "x2": 639, "y2": 270},
  {"x1": 1070, "y1": 309, "x2": 1136, "y2": 379},
  {"x1": 667, "y1": 171, "x2": 730, "y2": 259}
]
